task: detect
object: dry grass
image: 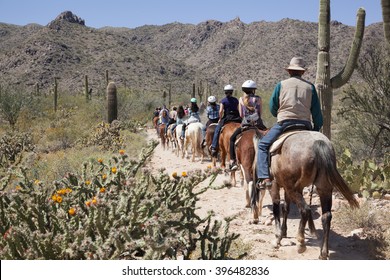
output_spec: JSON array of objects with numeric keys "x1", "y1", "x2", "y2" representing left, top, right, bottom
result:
[{"x1": 333, "y1": 200, "x2": 390, "y2": 259}]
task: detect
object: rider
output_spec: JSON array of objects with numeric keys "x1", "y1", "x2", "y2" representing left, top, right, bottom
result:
[
  {"x1": 228, "y1": 80, "x2": 267, "y2": 171},
  {"x1": 170, "y1": 105, "x2": 186, "y2": 135},
  {"x1": 256, "y1": 57, "x2": 323, "y2": 188},
  {"x1": 180, "y1": 98, "x2": 201, "y2": 139},
  {"x1": 210, "y1": 85, "x2": 241, "y2": 157},
  {"x1": 201, "y1": 95, "x2": 220, "y2": 148}
]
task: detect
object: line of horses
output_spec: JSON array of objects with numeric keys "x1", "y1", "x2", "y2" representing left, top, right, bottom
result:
[{"x1": 153, "y1": 118, "x2": 359, "y2": 260}]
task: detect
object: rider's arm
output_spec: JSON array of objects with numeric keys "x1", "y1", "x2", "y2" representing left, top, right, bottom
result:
[
  {"x1": 269, "y1": 82, "x2": 281, "y2": 117},
  {"x1": 218, "y1": 103, "x2": 224, "y2": 120},
  {"x1": 238, "y1": 97, "x2": 244, "y2": 118},
  {"x1": 310, "y1": 85, "x2": 323, "y2": 131}
]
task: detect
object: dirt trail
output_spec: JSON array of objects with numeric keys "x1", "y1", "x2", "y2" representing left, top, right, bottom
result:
[{"x1": 146, "y1": 128, "x2": 371, "y2": 260}]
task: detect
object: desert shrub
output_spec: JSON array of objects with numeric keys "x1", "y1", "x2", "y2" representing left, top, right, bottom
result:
[
  {"x1": 0, "y1": 142, "x2": 241, "y2": 260},
  {"x1": 0, "y1": 84, "x2": 31, "y2": 128},
  {"x1": 0, "y1": 131, "x2": 35, "y2": 169}
]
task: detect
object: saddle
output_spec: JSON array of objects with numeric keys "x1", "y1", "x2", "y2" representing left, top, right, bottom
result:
[{"x1": 270, "y1": 123, "x2": 311, "y2": 155}]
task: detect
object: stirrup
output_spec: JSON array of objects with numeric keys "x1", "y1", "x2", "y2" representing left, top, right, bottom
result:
[
  {"x1": 256, "y1": 178, "x2": 272, "y2": 190},
  {"x1": 229, "y1": 162, "x2": 238, "y2": 171}
]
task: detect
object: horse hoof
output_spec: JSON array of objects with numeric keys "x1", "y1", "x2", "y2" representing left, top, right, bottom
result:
[
  {"x1": 245, "y1": 204, "x2": 251, "y2": 208},
  {"x1": 297, "y1": 244, "x2": 307, "y2": 254},
  {"x1": 252, "y1": 219, "x2": 259, "y2": 225},
  {"x1": 271, "y1": 240, "x2": 280, "y2": 248}
]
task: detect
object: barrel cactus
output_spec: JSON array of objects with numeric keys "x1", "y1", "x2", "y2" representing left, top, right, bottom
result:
[
  {"x1": 107, "y1": 82, "x2": 118, "y2": 123},
  {"x1": 315, "y1": 0, "x2": 365, "y2": 139}
]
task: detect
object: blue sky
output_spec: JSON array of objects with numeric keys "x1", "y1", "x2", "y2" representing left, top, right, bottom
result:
[{"x1": 0, "y1": 0, "x2": 383, "y2": 28}]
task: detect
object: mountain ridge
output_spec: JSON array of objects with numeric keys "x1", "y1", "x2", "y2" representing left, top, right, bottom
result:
[{"x1": 0, "y1": 11, "x2": 384, "y2": 97}]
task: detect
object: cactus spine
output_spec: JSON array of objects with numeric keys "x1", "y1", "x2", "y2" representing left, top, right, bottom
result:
[
  {"x1": 315, "y1": 0, "x2": 365, "y2": 139},
  {"x1": 382, "y1": 0, "x2": 390, "y2": 44},
  {"x1": 107, "y1": 82, "x2": 117, "y2": 123}
]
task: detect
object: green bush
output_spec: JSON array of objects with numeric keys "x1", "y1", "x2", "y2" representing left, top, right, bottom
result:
[{"x1": 338, "y1": 149, "x2": 390, "y2": 198}]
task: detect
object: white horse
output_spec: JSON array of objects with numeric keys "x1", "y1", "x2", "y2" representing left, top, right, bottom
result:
[
  {"x1": 184, "y1": 122, "x2": 205, "y2": 162},
  {"x1": 175, "y1": 124, "x2": 185, "y2": 158}
]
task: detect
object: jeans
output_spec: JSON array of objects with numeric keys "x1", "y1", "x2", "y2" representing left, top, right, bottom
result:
[
  {"x1": 256, "y1": 120, "x2": 312, "y2": 179},
  {"x1": 211, "y1": 122, "x2": 223, "y2": 149}
]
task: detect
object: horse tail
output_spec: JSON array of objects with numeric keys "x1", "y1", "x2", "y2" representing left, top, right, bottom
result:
[
  {"x1": 251, "y1": 134, "x2": 260, "y2": 208},
  {"x1": 313, "y1": 140, "x2": 359, "y2": 208}
]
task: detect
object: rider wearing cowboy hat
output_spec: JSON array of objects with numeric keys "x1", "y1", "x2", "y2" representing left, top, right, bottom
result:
[{"x1": 256, "y1": 57, "x2": 323, "y2": 188}]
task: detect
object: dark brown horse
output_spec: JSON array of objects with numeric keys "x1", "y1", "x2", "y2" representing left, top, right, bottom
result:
[
  {"x1": 253, "y1": 131, "x2": 359, "y2": 259},
  {"x1": 205, "y1": 123, "x2": 217, "y2": 166},
  {"x1": 235, "y1": 127, "x2": 265, "y2": 223}
]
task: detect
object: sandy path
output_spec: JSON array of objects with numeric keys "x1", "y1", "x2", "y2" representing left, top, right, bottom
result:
[{"x1": 146, "y1": 128, "x2": 371, "y2": 260}]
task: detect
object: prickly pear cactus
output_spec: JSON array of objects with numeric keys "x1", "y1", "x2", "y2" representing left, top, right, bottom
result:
[{"x1": 315, "y1": 0, "x2": 365, "y2": 139}]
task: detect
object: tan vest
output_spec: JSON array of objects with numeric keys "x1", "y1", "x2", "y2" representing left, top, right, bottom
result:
[{"x1": 277, "y1": 77, "x2": 313, "y2": 123}]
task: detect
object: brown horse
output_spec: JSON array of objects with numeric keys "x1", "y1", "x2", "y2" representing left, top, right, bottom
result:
[
  {"x1": 235, "y1": 127, "x2": 265, "y2": 223},
  {"x1": 218, "y1": 122, "x2": 241, "y2": 186},
  {"x1": 253, "y1": 131, "x2": 359, "y2": 259},
  {"x1": 158, "y1": 123, "x2": 168, "y2": 150},
  {"x1": 152, "y1": 116, "x2": 159, "y2": 136},
  {"x1": 205, "y1": 123, "x2": 217, "y2": 166}
]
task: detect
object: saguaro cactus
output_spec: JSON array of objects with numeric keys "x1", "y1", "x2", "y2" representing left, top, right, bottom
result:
[
  {"x1": 315, "y1": 0, "x2": 365, "y2": 139},
  {"x1": 382, "y1": 0, "x2": 390, "y2": 44},
  {"x1": 107, "y1": 82, "x2": 118, "y2": 123},
  {"x1": 54, "y1": 77, "x2": 58, "y2": 112}
]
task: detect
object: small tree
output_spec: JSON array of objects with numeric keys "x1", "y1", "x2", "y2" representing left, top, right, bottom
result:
[
  {"x1": 337, "y1": 42, "x2": 390, "y2": 159},
  {"x1": 0, "y1": 85, "x2": 29, "y2": 129}
]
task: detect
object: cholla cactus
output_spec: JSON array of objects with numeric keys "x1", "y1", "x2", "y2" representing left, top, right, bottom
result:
[
  {"x1": 0, "y1": 142, "x2": 240, "y2": 260},
  {"x1": 315, "y1": 0, "x2": 365, "y2": 138}
]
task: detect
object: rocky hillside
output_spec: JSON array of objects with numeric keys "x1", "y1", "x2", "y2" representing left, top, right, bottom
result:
[{"x1": 0, "y1": 11, "x2": 384, "y2": 96}]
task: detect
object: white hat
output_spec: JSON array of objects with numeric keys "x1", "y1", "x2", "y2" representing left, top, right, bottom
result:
[
  {"x1": 242, "y1": 80, "x2": 257, "y2": 89},
  {"x1": 285, "y1": 57, "x2": 306, "y2": 71},
  {"x1": 224, "y1": 84, "x2": 234, "y2": 91},
  {"x1": 207, "y1": 96, "x2": 216, "y2": 103}
]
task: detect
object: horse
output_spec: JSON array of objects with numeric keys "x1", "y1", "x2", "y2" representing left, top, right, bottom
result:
[
  {"x1": 252, "y1": 130, "x2": 359, "y2": 259},
  {"x1": 183, "y1": 122, "x2": 205, "y2": 162},
  {"x1": 218, "y1": 122, "x2": 241, "y2": 186},
  {"x1": 175, "y1": 124, "x2": 185, "y2": 158},
  {"x1": 235, "y1": 127, "x2": 264, "y2": 223},
  {"x1": 152, "y1": 116, "x2": 159, "y2": 136},
  {"x1": 158, "y1": 123, "x2": 168, "y2": 150},
  {"x1": 205, "y1": 123, "x2": 217, "y2": 167},
  {"x1": 166, "y1": 124, "x2": 177, "y2": 150}
]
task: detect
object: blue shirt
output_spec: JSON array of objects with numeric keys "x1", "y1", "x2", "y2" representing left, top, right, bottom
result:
[{"x1": 206, "y1": 104, "x2": 220, "y2": 120}]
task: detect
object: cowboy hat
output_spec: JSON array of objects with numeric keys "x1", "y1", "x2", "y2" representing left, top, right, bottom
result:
[{"x1": 285, "y1": 57, "x2": 306, "y2": 71}]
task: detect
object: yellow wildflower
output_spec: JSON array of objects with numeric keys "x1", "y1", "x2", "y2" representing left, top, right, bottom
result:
[
  {"x1": 34, "y1": 180, "x2": 40, "y2": 185},
  {"x1": 111, "y1": 167, "x2": 117, "y2": 174},
  {"x1": 85, "y1": 201, "x2": 91, "y2": 207},
  {"x1": 100, "y1": 187, "x2": 106, "y2": 193},
  {"x1": 119, "y1": 149, "x2": 125, "y2": 155},
  {"x1": 68, "y1": 208, "x2": 76, "y2": 216},
  {"x1": 102, "y1": 174, "x2": 107, "y2": 180},
  {"x1": 56, "y1": 196, "x2": 63, "y2": 203},
  {"x1": 181, "y1": 171, "x2": 187, "y2": 177},
  {"x1": 98, "y1": 158, "x2": 103, "y2": 163},
  {"x1": 85, "y1": 180, "x2": 91, "y2": 185},
  {"x1": 15, "y1": 185, "x2": 21, "y2": 191},
  {"x1": 92, "y1": 197, "x2": 97, "y2": 205},
  {"x1": 52, "y1": 194, "x2": 58, "y2": 201},
  {"x1": 207, "y1": 165, "x2": 212, "y2": 169},
  {"x1": 172, "y1": 172, "x2": 178, "y2": 178}
]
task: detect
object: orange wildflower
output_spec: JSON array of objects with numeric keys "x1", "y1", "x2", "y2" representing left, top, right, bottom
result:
[
  {"x1": 119, "y1": 149, "x2": 125, "y2": 155},
  {"x1": 68, "y1": 208, "x2": 76, "y2": 216},
  {"x1": 111, "y1": 167, "x2": 117, "y2": 174}
]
